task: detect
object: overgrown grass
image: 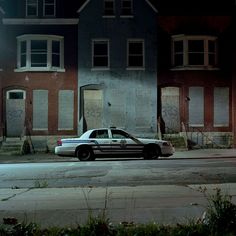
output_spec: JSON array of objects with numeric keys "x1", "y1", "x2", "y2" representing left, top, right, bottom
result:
[{"x1": 1, "y1": 187, "x2": 235, "y2": 235}]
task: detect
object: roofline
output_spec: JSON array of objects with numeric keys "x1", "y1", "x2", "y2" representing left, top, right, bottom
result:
[
  {"x1": 77, "y1": 0, "x2": 90, "y2": 13},
  {"x1": 0, "y1": 7, "x2": 5, "y2": 15},
  {"x1": 77, "y1": 0, "x2": 158, "y2": 13},
  {"x1": 146, "y1": 0, "x2": 158, "y2": 13}
]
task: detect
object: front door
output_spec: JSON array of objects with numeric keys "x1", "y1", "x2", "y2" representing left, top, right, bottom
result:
[
  {"x1": 6, "y1": 90, "x2": 26, "y2": 137},
  {"x1": 161, "y1": 87, "x2": 180, "y2": 133}
]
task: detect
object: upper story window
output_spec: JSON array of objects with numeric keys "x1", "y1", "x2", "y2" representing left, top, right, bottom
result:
[
  {"x1": 92, "y1": 40, "x2": 109, "y2": 69},
  {"x1": 43, "y1": 0, "x2": 56, "y2": 17},
  {"x1": 121, "y1": 0, "x2": 133, "y2": 16},
  {"x1": 16, "y1": 35, "x2": 64, "y2": 72},
  {"x1": 26, "y1": 0, "x2": 56, "y2": 17},
  {"x1": 103, "y1": 0, "x2": 115, "y2": 16},
  {"x1": 172, "y1": 35, "x2": 218, "y2": 70},
  {"x1": 26, "y1": 0, "x2": 38, "y2": 17},
  {"x1": 127, "y1": 39, "x2": 144, "y2": 69}
]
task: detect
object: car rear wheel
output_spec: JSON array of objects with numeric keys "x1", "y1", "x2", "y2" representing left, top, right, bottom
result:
[
  {"x1": 143, "y1": 145, "x2": 160, "y2": 160},
  {"x1": 76, "y1": 147, "x2": 94, "y2": 161}
]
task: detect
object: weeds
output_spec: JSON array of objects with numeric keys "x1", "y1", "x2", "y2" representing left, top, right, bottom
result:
[{"x1": 200, "y1": 187, "x2": 236, "y2": 235}]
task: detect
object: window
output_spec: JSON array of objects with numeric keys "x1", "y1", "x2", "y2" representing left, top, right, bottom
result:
[
  {"x1": 90, "y1": 130, "x2": 109, "y2": 139},
  {"x1": 111, "y1": 129, "x2": 129, "y2": 139},
  {"x1": 16, "y1": 35, "x2": 64, "y2": 72},
  {"x1": 7, "y1": 90, "x2": 26, "y2": 100},
  {"x1": 127, "y1": 40, "x2": 144, "y2": 68},
  {"x1": 26, "y1": 0, "x2": 38, "y2": 17},
  {"x1": 43, "y1": 0, "x2": 55, "y2": 17},
  {"x1": 58, "y1": 90, "x2": 74, "y2": 130},
  {"x1": 172, "y1": 35, "x2": 218, "y2": 69},
  {"x1": 188, "y1": 87, "x2": 204, "y2": 127},
  {"x1": 103, "y1": 0, "x2": 115, "y2": 16},
  {"x1": 214, "y1": 87, "x2": 229, "y2": 127},
  {"x1": 92, "y1": 40, "x2": 109, "y2": 69},
  {"x1": 121, "y1": 0, "x2": 133, "y2": 16},
  {"x1": 33, "y1": 90, "x2": 48, "y2": 130}
]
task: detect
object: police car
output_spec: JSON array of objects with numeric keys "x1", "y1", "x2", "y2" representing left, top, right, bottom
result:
[{"x1": 55, "y1": 128, "x2": 175, "y2": 161}]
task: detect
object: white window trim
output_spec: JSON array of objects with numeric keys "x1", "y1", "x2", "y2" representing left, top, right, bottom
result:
[
  {"x1": 127, "y1": 39, "x2": 145, "y2": 70},
  {"x1": 103, "y1": 0, "x2": 115, "y2": 17},
  {"x1": 6, "y1": 89, "x2": 26, "y2": 99},
  {"x1": 15, "y1": 34, "x2": 65, "y2": 72},
  {"x1": 26, "y1": 0, "x2": 38, "y2": 17},
  {"x1": 92, "y1": 39, "x2": 110, "y2": 70},
  {"x1": 172, "y1": 34, "x2": 218, "y2": 70},
  {"x1": 43, "y1": 0, "x2": 56, "y2": 17},
  {"x1": 121, "y1": 0, "x2": 133, "y2": 16}
]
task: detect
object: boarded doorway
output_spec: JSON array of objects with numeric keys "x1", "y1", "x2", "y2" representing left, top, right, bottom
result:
[
  {"x1": 161, "y1": 87, "x2": 180, "y2": 133},
  {"x1": 6, "y1": 90, "x2": 26, "y2": 137},
  {"x1": 84, "y1": 90, "x2": 103, "y2": 130}
]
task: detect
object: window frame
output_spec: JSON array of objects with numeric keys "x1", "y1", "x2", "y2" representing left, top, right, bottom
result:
[
  {"x1": 172, "y1": 35, "x2": 218, "y2": 70},
  {"x1": 127, "y1": 39, "x2": 145, "y2": 70},
  {"x1": 92, "y1": 39, "x2": 110, "y2": 70},
  {"x1": 43, "y1": 0, "x2": 56, "y2": 17},
  {"x1": 103, "y1": 0, "x2": 115, "y2": 17},
  {"x1": 26, "y1": 0, "x2": 38, "y2": 17},
  {"x1": 121, "y1": 0, "x2": 133, "y2": 17},
  {"x1": 15, "y1": 34, "x2": 65, "y2": 72}
]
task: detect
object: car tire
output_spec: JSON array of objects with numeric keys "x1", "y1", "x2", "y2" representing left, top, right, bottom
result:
[
  {"x1": 76, "y1": 146, "x2": 94, "y2": 161},
  {"x1": 143, "y1": 145, "x2": 160, "y2": 160}
]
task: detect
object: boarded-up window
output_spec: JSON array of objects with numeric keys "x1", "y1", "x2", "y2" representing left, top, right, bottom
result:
[
  {"x1": 58, "y1": 90, "x2": 74, "y2": 130},
  {"x1": 33, "y1": 90, "x2": 48, "y2": 130},
  {"x1": 189, "y1": 87, "x2": 204, "y2": 127},
  {"x1": 214, "y1": 87, "x2": 229, "y2": 127}
]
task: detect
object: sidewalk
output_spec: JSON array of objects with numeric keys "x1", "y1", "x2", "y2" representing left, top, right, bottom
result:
[
  {"x1": 0, "y1": 183, "x2": 236, "y2": 227},
  {"x1": 0, "y1": 148, "x2": 236, "y2": 164}
]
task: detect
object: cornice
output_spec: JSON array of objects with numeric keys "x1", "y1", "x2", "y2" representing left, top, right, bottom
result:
[{"x1": 3, "y1": 18, "x2": 79, "y2": 25}]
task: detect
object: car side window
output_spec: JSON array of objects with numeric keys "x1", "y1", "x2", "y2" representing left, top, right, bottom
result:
[
  {"x1": 111, "y1": 130, "x2": 129, "y2": 139},
  {"x1": 89, "y1": 130, "x2": 109, "y2": 139}
]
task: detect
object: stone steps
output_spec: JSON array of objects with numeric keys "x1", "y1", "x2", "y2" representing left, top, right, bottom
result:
[{"x1": 0, "y1": 138, "x2": 24, "y2": 155}]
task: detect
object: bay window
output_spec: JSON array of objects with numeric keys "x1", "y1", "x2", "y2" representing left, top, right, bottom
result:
[
  {"x1": 16, "y1": 35, "x2": 64, "y2": 72},
  {"x1": 172, "y1": 35, "x2": 218, "y2": 69}
]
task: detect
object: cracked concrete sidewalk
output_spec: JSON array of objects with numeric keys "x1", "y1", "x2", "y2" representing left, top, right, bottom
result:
[{"x1": 1, "y1": 183, "x2": 236, "y2": 227}]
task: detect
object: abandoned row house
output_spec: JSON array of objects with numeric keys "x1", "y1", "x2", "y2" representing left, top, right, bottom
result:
[{"x1": 0, "y1": 0, "x2": 235, "y2": 152}]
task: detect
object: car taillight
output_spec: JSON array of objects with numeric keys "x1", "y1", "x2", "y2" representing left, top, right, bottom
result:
[{"x1": 57, "y1": 139, "x2": 62, "y2": 146}]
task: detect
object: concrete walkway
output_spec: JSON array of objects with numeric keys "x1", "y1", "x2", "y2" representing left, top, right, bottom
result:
[
  {"x1": 0, "y1": 148, "x2": 236, "y2": 164},
  {"x1": 0, "y1": 183, "x2": 236, "y2": 227}
]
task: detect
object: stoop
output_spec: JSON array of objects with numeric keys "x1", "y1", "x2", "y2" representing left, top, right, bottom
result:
[{"x1": 0, "y1": 138, "x2": 24, "y2": 155}]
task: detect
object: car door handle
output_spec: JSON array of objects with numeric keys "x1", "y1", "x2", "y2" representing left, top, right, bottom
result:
[{"x1": 112, "y1": 140, "x2": 117, "y2": 142}]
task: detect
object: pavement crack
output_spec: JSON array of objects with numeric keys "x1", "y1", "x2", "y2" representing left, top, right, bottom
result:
[{"x1": 1, "y1": 188, "x2": 32, "y2": 201}]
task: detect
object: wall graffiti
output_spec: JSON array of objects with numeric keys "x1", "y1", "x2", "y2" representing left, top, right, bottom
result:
[
  {"x1": 162, "y1": 104, "x2": 180, "y2": 133},
  {"x1": 7, "y1": 109, "x2": 24, "y2": 121}
]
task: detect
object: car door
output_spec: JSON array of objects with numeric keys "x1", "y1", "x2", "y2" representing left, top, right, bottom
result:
[
  {"x1": 110, "y1": 129, "x2": 141, "y2": 154},
  {"x1": 89, "y1": 129, "x2": 112, "y2": 154}
]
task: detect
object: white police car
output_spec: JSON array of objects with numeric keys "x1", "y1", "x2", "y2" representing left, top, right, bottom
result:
[{"x1": 55, "y1": 128, "x2": 175, "y2": 161}]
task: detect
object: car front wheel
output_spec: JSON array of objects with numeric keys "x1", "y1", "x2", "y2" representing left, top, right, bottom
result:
[
  {"x1": 76, "y1": 146, "x2": 94, "y2": 161},
  {"x1": 143, "y1": 145, "x2": 160, "y2": 160}
]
